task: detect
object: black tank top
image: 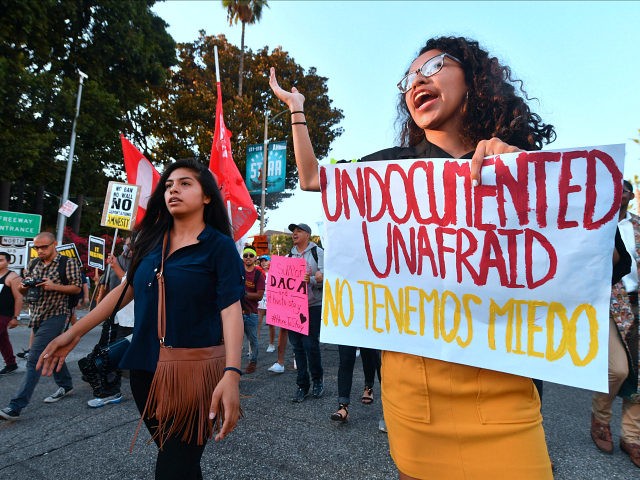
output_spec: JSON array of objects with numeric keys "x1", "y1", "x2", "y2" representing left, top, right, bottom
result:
[{"x1": 0, "y1": 272, "x2": 15, "y2": 317}]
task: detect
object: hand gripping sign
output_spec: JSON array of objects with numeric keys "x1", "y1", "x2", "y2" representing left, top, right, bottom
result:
[{"x1": 319, "y1": 144, "x2": 624, "y2": 393}]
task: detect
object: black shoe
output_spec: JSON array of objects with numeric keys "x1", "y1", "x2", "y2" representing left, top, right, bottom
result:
[
  {"x1": 291, "y1": 387, "x2": 309, "y2": 403},
  {"x1": 312, "y1": 380, "x2": 324, "y2": 398},
  {"x1": 0, "y1": 407, "x2": 20, "y2": 421},
  {"x1": 0, "y1": 364, "x2": 18, "y2": 375},
  {"x1": 16, "y1": 349, "x2": 29, "y2": 359}
]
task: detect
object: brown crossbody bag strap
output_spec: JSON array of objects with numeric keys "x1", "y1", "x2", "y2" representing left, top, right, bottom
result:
[{"x1": 156, "y1": 232, "x2": 168, "y2": 343}]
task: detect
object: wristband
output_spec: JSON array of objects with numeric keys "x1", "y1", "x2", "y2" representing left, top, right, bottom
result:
[
  {"x1": 224, "y1": 366, "x2": 243, "y2": 376},
  {"x1": 292, "y1": 122, "x2": 307, "y2": 126},
  {"x1": 290, "y1": 110, "x2": 305, "y2": 115}
]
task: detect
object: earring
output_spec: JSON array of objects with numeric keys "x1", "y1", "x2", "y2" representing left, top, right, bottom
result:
[{"x1": 461, "y1": 91, "x2": 470, "y2": 115}]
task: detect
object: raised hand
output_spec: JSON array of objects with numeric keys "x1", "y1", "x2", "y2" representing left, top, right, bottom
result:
[{"x1": 269, "y1": 67, "x2": 305, "y2": 112}]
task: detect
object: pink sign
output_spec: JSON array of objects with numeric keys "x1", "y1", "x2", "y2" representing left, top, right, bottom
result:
[{"x1": 266, "y1": 256, "x2": 309, "y2": 335}]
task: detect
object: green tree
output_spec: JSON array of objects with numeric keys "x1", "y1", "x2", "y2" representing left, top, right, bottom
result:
[
  {"x1": 221, "y1": 0, "x2": 268, "y2": 96},
  {"x1": 267, "y1": 233, "x2": 322, "y2": 256},
  {"x1": 0, "y1": 0, "x2": 176, "y2": 234},
  {"x1": 147, "y1": 33, "x2": 344, "y2": 222},
  {"x1": 268, "y1": 233, "x2": 292, "y2": 256}
]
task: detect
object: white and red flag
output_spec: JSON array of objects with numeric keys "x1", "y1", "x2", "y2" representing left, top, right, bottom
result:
[
  {"x1": 208, "y1": 83, "x2": 257, "y2": 240},
  {"x1": 120, "y1": 134, "x2": 161, "y2": 225}
]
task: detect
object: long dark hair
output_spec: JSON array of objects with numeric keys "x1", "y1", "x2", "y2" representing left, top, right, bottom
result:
[
  {"x1": 128, "y1": 158, "x2": 231, "y2": 280},
  {"x1": 397, "y1": 36, "x2": 556, "y2": 151}
]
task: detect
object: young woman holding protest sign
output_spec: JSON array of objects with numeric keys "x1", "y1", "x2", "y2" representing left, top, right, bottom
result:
[
  {"x1": 37, "y1": 159, "x2": 245, "y2": 480},
  {"x1": 270, "y1": 36, "x2": 556, "y2": 479}
]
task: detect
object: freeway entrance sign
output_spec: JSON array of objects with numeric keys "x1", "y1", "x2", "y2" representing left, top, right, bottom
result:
[{"x1": 0, "y1": 210, "x2": 42, "y2": 238}]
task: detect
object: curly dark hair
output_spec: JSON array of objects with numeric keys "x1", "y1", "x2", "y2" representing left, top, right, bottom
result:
[
  {"x1": 128, "y1": 158, "x2": 231, "y2": 281},
  {"x1": 397, "y1": 36, "x2": 556, "y2": 151}
]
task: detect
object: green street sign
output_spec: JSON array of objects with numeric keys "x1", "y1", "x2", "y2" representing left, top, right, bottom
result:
[{"x1": 0, "y1": 210, "x2": 42, "y2": 238}]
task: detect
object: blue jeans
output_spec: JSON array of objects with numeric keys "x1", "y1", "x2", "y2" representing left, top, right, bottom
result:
[
  {"x1": 288, "y1": 305, "x2": 323, "y2": 391},
  {"x1": 243, "y1": 312, "x2": 258, "y2": 363},
  {"x1": 10, "y1": 314, "x2": 73, "y2": 413}
]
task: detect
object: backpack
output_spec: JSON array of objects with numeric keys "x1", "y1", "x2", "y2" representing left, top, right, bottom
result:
[
  {"x1": 288, "y1": 245, "x2": 319, "y2": 264},
  {"x1": 244, "y1": 266, "x2": 263, "y2": 291},
  {"x1": 254, "y1": 267, "x2": 263, "y2": 286},
  {"x1": 240, "y1": 267, "x2": 264, "y2": 312},
  {"x1": 28, "y1": 255, "x2": 82, "y2": 308}
]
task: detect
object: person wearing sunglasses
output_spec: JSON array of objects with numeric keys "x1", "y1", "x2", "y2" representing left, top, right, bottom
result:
[
  {"x1": 0, "y1": 232, "x2": 82, "y2": 421},
  {"x1": 241, "y1": 246, "x2": 265, "y2": 374},
  {"x1": 270, "y1": 36, "x2": 556, "y2": 478}
]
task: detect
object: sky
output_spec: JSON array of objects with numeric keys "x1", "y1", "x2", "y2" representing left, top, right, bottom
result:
[{"x1": 152, "y1": 0, "x2": 640, "y2": 237}]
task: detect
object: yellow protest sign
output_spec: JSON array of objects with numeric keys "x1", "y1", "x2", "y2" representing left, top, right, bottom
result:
[{"x1": 100, "y1": 182, "x2": 140, "y2": 231}]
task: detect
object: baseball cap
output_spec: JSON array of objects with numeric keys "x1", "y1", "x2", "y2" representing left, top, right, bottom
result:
[
  {"x1": 259, "y1": 255, "x2": 271, "y2": 261},
  {"x1": 288, "y1": 223, "x2": 311, "y2": 234}
]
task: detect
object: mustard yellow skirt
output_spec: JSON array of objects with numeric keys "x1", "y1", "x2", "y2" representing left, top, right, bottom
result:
[{"x1": 381, "y1": 351, "x2": 552, "y2": 479}]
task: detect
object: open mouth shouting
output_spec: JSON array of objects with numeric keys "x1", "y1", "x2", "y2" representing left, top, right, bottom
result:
[{"x1": 413, "y1": 89, "x2": 437, "y2": 111}]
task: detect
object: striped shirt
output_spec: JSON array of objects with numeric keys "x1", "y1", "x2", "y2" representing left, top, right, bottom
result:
[{"x1": 25, "y1": 254, "x2": 82, "y2": 329}]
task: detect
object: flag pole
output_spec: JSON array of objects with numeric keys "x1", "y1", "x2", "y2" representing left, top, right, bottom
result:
[
  {"x1": 103, "y1": 228, "x2": 119, "y2": 290},
  {"x1": 213, "y1": 46, "x2": 233, "y2": 226},
  {"x1": 214, "y1": 46, "x2": 221, "y2": 84}
]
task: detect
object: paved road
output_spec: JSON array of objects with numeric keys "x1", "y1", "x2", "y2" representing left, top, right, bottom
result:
[{"x1": 0, "y1": 317, "x2": 637, "y2": 479}]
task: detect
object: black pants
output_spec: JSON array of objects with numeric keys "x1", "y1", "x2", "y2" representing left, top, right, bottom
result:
[
  {"x1": 533, "y1": 378, "x2": 543, "y2": 400},
  {"x1": 288, "y1": 305, "x2": 323, "y2": 390},
  {"x1": 337, "y1": 346, "x2": 381, "y2": 404},
  {"x1": 95, "y1": 324, "x2": 133, "y2": 397},
  {"x1": 130, "y1": 369, "x2": 206, "y2": 480}
]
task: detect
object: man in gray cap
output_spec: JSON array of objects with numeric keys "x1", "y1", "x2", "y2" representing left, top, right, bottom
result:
[{"x1": 287, "y1": 222, "x2": 324, "y2": 402}]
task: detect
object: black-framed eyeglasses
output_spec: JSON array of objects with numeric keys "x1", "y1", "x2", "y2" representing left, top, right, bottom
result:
[
  {"x1": 243, "y1": 253, "x2": 255, "y2": 258},
  {"x1": 33, "y1": 242, "x2": 54, "y2": 250},
  {"x1": 397, "y1": 53, "x2": 462, "y2": 93}
]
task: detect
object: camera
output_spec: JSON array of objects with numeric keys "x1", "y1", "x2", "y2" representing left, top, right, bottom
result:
[{"x1": 22, "y1": 278, "x2": 44, "y2": 288}]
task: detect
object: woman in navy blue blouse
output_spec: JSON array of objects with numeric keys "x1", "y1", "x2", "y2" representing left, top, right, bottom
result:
[{"x1": 39, "y1": 159, "x2": 245, "y2": 480}]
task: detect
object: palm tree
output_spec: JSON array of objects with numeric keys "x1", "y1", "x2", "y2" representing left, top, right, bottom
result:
[{"x1": 222, "y1": 0, "x2": 269, "y2": 96}]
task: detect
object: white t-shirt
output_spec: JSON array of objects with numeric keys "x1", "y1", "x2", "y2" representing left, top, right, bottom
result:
[
  {"x1": 257, "y1": 271, "x2": 268, "y2": 310},
  {"x1": 115, "y1": 276, "x2": 135, "y2": 327},
  {"x1": 619, "y1": 213, "x2": 639, "y2": 293}
]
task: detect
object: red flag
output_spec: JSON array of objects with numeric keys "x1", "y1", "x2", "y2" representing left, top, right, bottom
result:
[
  {"x1": 209, "y1": 83, "x2": 257, "y2": 240},
  {"x1": 120, "y1": 134, "x2": 161, "y2": 225}
]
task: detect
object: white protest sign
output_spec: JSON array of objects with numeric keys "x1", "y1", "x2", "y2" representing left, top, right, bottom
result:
[
  {"x1": 58, "y1": 199, "x2": 78, "y2": 218},
  {"x1": 100, "y1": 182, "x2": 140, "y2": 231},
  {"x1": 320, "y1": 145, "x2": 624, "y2": 393}
]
